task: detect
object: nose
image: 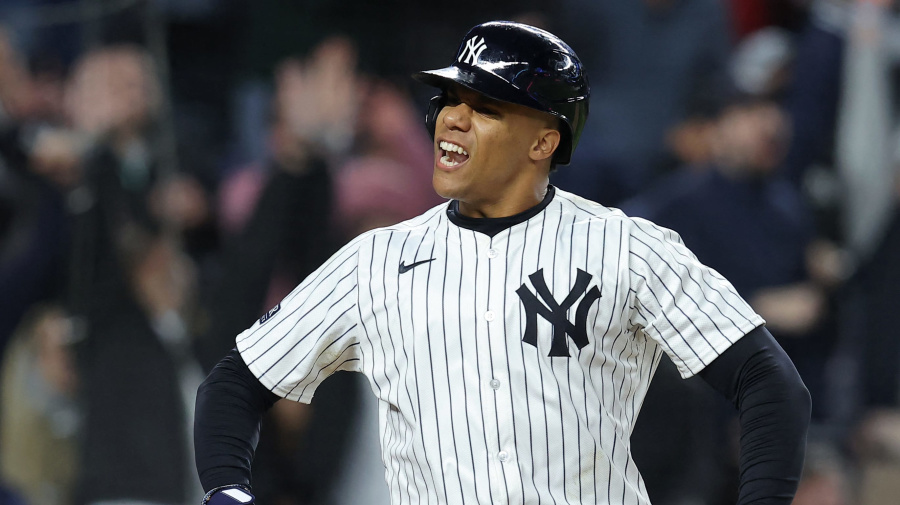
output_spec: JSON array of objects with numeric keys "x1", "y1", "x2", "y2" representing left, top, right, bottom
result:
[{"x1": 441, "y1": 102, "x2": 472, "y2": 132}]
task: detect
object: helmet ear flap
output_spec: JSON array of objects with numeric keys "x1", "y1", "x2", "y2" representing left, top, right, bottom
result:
[{"x1": 425, "y1": 95, "x2": 445, "y2": 138}]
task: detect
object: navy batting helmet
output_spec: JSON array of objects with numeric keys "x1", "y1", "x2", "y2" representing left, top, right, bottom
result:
[{"x1": 413, "y1": 21, "x2": 590, "y2": 166}]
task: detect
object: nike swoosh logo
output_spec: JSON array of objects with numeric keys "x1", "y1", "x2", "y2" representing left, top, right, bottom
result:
[{"x1": 399, "y1": 258, "x2": 436, "y2": 274}]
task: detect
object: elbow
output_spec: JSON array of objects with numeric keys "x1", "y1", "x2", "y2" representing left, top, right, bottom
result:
[
  {"x1": 796, "y1": 379, "x2": 812, "y2": 422},
  {"x1": 195, "y1": 368, "x2": 219, "y2": 413},
  {"x1": 781, "y1": 370, "x2": 813, "y2": 459},
  {"x1": 785, "y1": 363, "x2": 812, "y2": 425}
]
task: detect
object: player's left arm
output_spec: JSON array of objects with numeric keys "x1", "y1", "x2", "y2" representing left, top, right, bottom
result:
[{"x1": 698, "y1": 325, "x2": 811, "y2": 505}]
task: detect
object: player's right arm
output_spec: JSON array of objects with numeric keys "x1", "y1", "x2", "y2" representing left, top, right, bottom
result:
[
  {"x1": 194, "y1": 350, "x2": 277, "y2": 504},
  {"x1": 194, "y1": 238, "x2": 365, "y2": 503}
]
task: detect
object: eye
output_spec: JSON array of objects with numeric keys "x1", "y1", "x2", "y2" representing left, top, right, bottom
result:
[{"x1": 475, "y1": 104, "x2": 500, "y2": 118}]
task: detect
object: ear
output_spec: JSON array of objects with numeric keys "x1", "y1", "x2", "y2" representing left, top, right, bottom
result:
[{"x1": 529, "y1": 128, "x2": 561, "y2": 162}]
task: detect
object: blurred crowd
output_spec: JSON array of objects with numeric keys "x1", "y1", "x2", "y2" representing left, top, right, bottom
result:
[{"x1": 0, "y1": 0, "x2": 898, "y2": 505}]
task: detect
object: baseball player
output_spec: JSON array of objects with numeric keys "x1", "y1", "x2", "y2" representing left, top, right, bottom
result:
[{"x1": 195, "y1": 21, "x2": 810, "y2": 505}]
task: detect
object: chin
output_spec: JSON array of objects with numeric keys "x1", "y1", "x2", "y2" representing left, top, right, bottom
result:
[
  {"x1": 433, "y1": 185, "x2": 460, "y2": 201},
  {"x1": 432, "y1": 172, "x2": 461, "y2": 200}
]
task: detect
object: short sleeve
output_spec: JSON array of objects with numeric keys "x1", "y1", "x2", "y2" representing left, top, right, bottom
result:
[
  {"x1": 236, "y1": 242, "x2": 363, "y2": 403},
  {"x1": 627, "y1": 219, "x2": 765, "y2": 378}
]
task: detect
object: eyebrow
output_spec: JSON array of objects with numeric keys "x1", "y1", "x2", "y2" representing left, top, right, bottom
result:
[{"x1": 451, "y1": 90, "x2": 503, "y2": 113}]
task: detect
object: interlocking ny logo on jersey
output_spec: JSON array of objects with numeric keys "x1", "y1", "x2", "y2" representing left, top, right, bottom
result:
[
  {"x1": 459, "y1": 36, "x2": 487, "y2": 65},
  {"x1": 516, "y1": 269, "x2": 601, "y2": 357}
]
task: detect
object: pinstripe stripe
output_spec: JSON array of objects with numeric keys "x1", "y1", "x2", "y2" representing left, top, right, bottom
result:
[
  {"x1": 408, "y1": 226, "x2": 438, "y2": 504},
  {"x1": 439, "y1": 223, "x2": 465, "y2": 501},
  {"x1": 564, "y1": 212, "x2": 584, "y2": 503},
  {"x1": 549, "y1": 205, "x2": 568, "y2": 499},
  {"x1": 534, "y1": 209, "x2": 556, "y2": 505},
  {"x1": 515, "y1": 217, "x2": 543, "y2": 503},
  {"x1": 500, "y1": 227, "x2": 526, "y2": 502},
  {"x1": 422, "y1": 221, "x2": 450, "y2": 500},
  {"x1": 383, "y1": 231, "x2": 408, "y2": 504},
  {"x1": 454, "y1": 225, "x2": 480, "y2": 502},
  {"x1": 470, "y1": 232, "x2": 496, "y2": 505}
]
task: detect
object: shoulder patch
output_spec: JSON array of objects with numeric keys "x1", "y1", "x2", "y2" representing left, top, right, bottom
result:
[{"x1": 259, "y1": 303, "x2": 281, "y2": 325}]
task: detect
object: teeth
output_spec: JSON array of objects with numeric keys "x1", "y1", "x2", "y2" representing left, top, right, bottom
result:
[
  {"x1": 439, "y1": 140, "x2": 468, "y2": 156},
  {"x1": 440, "y1": 155, "x2": 460, "y2": 167}
]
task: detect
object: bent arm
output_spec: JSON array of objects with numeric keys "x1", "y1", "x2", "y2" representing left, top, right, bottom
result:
[
  {"x1": 698, "y1": 325, "x2": 811, "y2": 505},
  {"x1": 194, "y1": 349, "x2": 280, "y2": 492}
]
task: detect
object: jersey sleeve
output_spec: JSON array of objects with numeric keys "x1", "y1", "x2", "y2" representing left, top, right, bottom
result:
[
  {"x1": 626, "y1": 218, "x2": 765, "y2": 378},
  {"x1": 235, "y1": 241, "x2": 363, "y2": 403}
]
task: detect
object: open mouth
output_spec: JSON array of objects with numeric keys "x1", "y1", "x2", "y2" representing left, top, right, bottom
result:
[{"x1": 439, "y1": 140, "x2": 469, "y2": 167}]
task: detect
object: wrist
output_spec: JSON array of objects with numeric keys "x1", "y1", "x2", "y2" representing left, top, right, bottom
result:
[{"x1": 202, "y1": 484, "x2": 254, "y2": 504}]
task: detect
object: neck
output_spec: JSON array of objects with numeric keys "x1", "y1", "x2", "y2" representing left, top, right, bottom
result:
[{"x1": 457, "y1": 177, "x2": 549, "y2": 218}]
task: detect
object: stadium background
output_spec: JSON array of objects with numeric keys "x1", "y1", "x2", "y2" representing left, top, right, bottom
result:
[{"x1": 0, "y1": 1, "x2": 897, "y2": 505}]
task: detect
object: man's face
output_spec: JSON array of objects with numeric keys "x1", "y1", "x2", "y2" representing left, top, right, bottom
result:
[
  {"x1": 714, "y1": 101, "x2": 789, "y2": 176},
  {"x1": 432, "y1": 84, "x2": 555, "y2": 212}
]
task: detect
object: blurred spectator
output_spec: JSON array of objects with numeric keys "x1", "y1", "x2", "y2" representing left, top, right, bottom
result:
[
  {"x1": 851, "y1": 124, "x2": 900, "y2": 505},
  {"x1": 853, "y1": 407, "x2": 900, "y2": 504},
  {"x1": 627, "y1": 91, "x2": 838, "y2": 406},
  {"x1": 199, "y1": 36, "x2": 434, "y2": 504},
  {"x1": 1, "y1": 304, "x2": 79, "y2": 505},
  {"x1": 856, "y1": 202, "x2": 900, "y2": 409},
  {"x1": 198, "y1": 39, "x2": 357, "y2": 505},
  {"x1": 201, "y1": 37, "x2": 364, "y2": 369},
  {"x1": 227, "y1": 1, "x2": 545, "y2": 166},
  {"x1": 829, "y1": 6, "x2": 900, "y2": 499},
  {"x1": 0, "y1": 37, "x2": 72, "y2": 504},
  {"x1": 552, "y1": 0, "x2": 732, "y2": 206},
  {"x1": 0, "y1": 24, "x2": 65, "y2": 125},
  {"x1": 780, "y1": 0, "x2": 847, "y2": 249},
  {"x1": 0, "y1": 25, "x2": 70, "y2": 365},
  {"x1": 730, "y1": 26, "x2": 795, "y2": 99},
  {"x1": 835, "y1": 0, "x2": 900, "y2": 260},
  {"x1": 623, "y1": 91, "x2": 839, "y2": 503},
  {"x1": 792, "y1": 442, "x2": 851, "y2": 505},
  {"x1": 333, "y1": 80, "x2": 441, "y2": 236},
  {"x1": 9, "y1": 43, "x2": 208, "y2": 505}
]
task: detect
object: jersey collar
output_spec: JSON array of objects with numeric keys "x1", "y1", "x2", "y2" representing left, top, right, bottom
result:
[{"x1": 447, "y1": 185, "x2": 556, "y2": 237}]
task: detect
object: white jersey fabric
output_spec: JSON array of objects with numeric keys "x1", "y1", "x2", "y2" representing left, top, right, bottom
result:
[{"x1": 237, "y1": 187, "x2": 764, "y2": 505}]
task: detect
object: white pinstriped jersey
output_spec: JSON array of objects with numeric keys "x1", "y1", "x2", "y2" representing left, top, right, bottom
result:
[{"x1": 236, "y1": 187, "x2": 764, "y2": 505}]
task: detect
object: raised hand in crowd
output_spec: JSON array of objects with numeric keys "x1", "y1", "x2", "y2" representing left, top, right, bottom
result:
[
  {"x1": 64, "y1": 45, "x2": 160, "y2": 147},
  {"x1": 272, "y1": 36, "x2": 363, "y2": 170}
]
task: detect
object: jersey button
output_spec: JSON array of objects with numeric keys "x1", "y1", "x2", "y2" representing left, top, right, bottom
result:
[
  {"x1": 498, "y1": 451, "x2": 509, "y2": 462},
  {"x1": 484, "y1": 311, "x2": 495, "y2": 321},
  {"x1": 489, "y1": 379, "x2": 501, "y2": 390},
  {"x1": 487, "y1": 248, "x2": 498, "y2": 259}
]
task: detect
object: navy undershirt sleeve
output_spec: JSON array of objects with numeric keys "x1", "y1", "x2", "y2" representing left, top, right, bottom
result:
[
  {"x1": 194, "y1": 348, "x2": 280, "y2": 492},
  {"x1": 698, "y1": 325, "x2": 811, "y2": 505}
]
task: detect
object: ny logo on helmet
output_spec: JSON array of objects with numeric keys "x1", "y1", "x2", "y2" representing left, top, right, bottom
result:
[
  {"x1": 516, "y1": 269, "x2": 601, "y2": 357},
  {"x1": 459, "y1": 36, "x2": 487, "y2": 65}
]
